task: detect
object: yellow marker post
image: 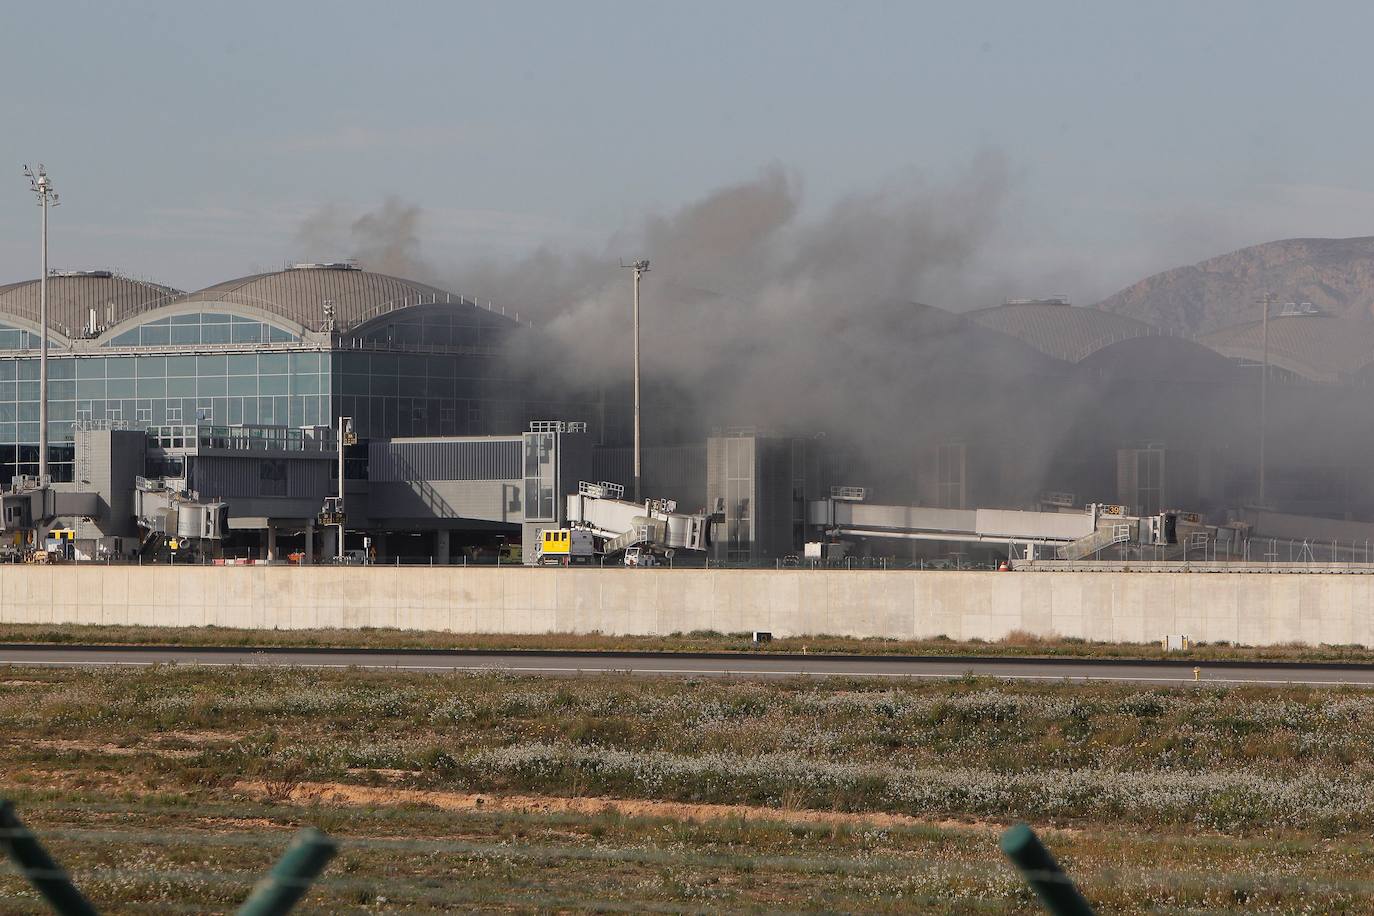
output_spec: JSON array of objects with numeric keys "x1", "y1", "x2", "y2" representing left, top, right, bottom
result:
[{"x1": 1192, "y1": 666, "x2": 1200, "y2": 682}]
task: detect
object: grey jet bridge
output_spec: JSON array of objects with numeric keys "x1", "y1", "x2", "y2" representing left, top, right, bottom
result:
[{"x1": 808, "y1": 491, "x2": 1156, "y2": 560}]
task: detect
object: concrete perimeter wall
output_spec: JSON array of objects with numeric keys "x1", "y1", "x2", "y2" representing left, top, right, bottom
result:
[{"x1": 2, "y1": 566, "x2": 1373, "y2": 646}]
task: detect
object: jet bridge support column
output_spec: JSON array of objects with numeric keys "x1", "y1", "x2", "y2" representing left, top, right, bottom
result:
[{"x1": 321, "y1": 526, "x2": 338, "y2": 561}]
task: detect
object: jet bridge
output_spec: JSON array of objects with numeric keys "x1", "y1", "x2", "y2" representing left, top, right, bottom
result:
[
  {"x1": 564, "y1": 481, "x2": 711, "y2": 555},
  {"x1": 809, "y1": 496, "x2": 1097, "y2": 550},
  {"x1": 809, "y1": 491, "x2": 1188, "y2": 561}
]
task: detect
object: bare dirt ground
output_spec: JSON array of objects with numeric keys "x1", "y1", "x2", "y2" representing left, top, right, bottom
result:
[{"x1": 236, "y1": 777, "x2": 1021, "y2": 835}]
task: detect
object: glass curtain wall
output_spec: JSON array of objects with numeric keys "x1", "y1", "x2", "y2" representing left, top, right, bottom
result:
[
  {"x1": 0, "y1": 350, "x2": 330, "y2": 482},
  {"x1": 332, "y1": 351, "x2": 523, "y2": 439}
]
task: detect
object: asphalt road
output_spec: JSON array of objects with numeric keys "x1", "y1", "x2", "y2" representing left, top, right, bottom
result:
[{"x1": 2, "y1": 644, "x2": 1374, "y2": 686}]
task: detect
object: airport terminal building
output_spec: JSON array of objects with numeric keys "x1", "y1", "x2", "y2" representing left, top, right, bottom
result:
[
  {"x1": 0, "y1": 263, "x2": 569, "y2": 484},
  {"x1": 3, "y1": 262, "x2": 1374, "y2": 565}
]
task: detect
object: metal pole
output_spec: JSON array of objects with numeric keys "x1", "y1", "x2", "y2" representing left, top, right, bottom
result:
[
  {"x1": 24, "y1": 166, "x2": 57, "y2": 486},
  {"x1": 0, "y1": 799, "x2": 100, "y2": 916},
  {"x1": 38, "y1": 191, "x2": 48, "y2": 483},
  {"x1": 632, "y1": 263, "x2": 644, "y2": 503},
  {"x1": 336, "y1": 417, "x2": 348, "y2": 563},
  {"x1": 236, "y1": 827, "x2": 338, "y2": 916},
  {"x1": 1258, "y1": 292, "x2": 1274, "y2": 508},
  {"x1": 999, "y1": 823, "x2": 1095, "y2": 915}
]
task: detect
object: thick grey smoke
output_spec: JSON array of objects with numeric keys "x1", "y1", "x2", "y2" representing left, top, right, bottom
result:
[
  {"x1": 456, "y1": 158, "x2": 1097, "y2": 500},
  {"x1": 293, "y1": 197, "x2": 430, "y2": 279},
  {"x1": 467, "y1": 158, "x2": 1009, "y2": 383},
  {"x1": 296, "y1": 161, "x2": 1095, "y2": 504},
  {"x1": 291, "y1": 168, "x2": 1374, "y2": 520}
]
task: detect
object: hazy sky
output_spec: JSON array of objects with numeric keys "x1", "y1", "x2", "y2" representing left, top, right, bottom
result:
[{"x1": 3, "y1": 0, "x2": 1373, "y2": 305}]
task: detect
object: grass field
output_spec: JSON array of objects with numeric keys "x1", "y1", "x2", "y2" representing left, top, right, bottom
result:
[
  {"x1": 7, "y1": 620, "x2": 1374, "y2": 664},
  {"x1": 5, "y1": 667, "x2": 1374, "y2": 912}
]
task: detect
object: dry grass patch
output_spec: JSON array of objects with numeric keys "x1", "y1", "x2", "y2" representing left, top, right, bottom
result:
[
  {"x1": 7, "y1": 620, "x2": 1374, "y2": 663},
  {"x1": 6, "y1": 666, "x2": 1374, "y2": 911}
]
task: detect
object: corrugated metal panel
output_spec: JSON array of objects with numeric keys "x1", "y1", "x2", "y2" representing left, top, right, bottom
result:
[
  {"x1": 593, "y1": 444, "x2": 706, "y2": 507},
  {"x1": 368, "y1": 480, "x2": 522, "y2": 523},
  {"x1": 188, "y1": 455, "x2": 329, "y2": 505},
  {"x1": 968, "y1": 303, "x2": 1157, "y2": 364},
  {"x1": 975, "y1": 508, "x2": 1094, "y2": 540},
  {"x1": 592, "y1": 448, "x2": 631, "y2": 488},
  {"x1": 838, "y1": 504, "x2": 977, "y2": 533},
  {"x1": 369, "y1": 439, "x2": 521, "y2": 482},
  {"x1": 176, "y1": 268, "x2": 518, "y2": 333},
  {"x1": 0, "y1": 275, "x2": 181, "y2": 339},
  {"x1": 193, "y1": 455, "x2": 260, "y2": 499},
  {"x1": 289, "y1": 460, "x2": 329, "y2": 498}
]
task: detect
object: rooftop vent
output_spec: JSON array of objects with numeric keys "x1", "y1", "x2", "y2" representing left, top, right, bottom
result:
[
  {"x1": 1004, "y1": 296, "x2": 1070, "y2": 306},
  {"x1": 49, "y1": 269, "x2": 113, "y2": 279},
  {"x1": 1280, "y1": 301, "x2": 1323, "y2": 317},
  {"x1": 287, "y1": 262, "x2": 360, "y2": 272}
]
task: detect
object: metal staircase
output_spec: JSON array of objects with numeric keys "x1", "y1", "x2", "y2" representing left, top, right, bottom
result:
[
  {"x1": 603, "y1": 519, "x2": 666, "y2": 555},
  {"x1": 1056, "y1": 523, "x2": 1132, "y2": 561}
]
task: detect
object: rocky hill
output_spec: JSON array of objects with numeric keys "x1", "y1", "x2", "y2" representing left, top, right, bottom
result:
[{"x1": 1094, "y1": 237, "x2": 1374, "y2": 334}]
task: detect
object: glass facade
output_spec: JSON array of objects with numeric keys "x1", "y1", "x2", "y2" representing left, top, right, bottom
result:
[
  {"x1": 522, "y1": 432, "x2": 556, "y2": 521},
  {"x1": 105, "y1": 313, "x2": 297, "y2": 347},
  {"x1": 0, "y1": 323, "x2": 44, "y2": 350},
  {"x1": 0, "y1": 293, "x2": 596, "y2": 485},
  {"x1": 724, "y1": 437, "x2": 754, "y2": 562},
  {"x1": 0, "y1": 350, "x2": 330, "y2": 483},
  {"x1": 354, "y1": 307, "x2": 511, "y2": 350},
  {"x1": 332, "y1": 351, "x2": 520, "y2": 439}
]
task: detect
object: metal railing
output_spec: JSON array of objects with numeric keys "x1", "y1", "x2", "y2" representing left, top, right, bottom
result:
[{"x1": 141, "y1": 424, "x2": 336, "y2": 454}]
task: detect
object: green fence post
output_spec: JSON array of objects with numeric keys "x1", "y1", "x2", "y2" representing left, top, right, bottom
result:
[
  {"x1": 236, "y1": 827, "x2": 338, "y2": 916},
  {"x1": 0, "y1": 799, "x2": 100, "y2": 916},
  {"x1": 999, "y1": 822, "x2": 1095, "y2": 916}
]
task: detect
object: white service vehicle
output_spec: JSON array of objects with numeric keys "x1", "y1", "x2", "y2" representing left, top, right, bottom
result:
[{"x1": 623, "y1": 546, "x2": 659, "y2": 567}]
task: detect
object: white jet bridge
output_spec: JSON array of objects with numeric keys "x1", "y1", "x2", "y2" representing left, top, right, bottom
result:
[{"x1": 565, "y1": 481, "x2": 711, "y2": 557}]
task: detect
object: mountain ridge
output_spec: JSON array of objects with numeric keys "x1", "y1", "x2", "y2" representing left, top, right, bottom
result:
[{"x1": 1093, "y1": 237, "x2": 1374, "y2": 334}]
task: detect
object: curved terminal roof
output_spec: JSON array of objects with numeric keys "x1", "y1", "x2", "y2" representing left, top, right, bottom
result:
[
  {"x1": 0, "y1": 271, "x2": 181, "y2": 339},
  {"x1": 176, "y1": 263, "x2": 499, "y2": 332},
  {"x1": 968, "y1": 301, "x2": 1164, "y2": 363},
  {"x1": 1199, "y1": 313, "x2": 1374, "y2": 383}
]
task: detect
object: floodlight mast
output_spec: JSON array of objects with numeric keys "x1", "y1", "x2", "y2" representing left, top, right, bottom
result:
[
  {"x1": 622, "y1": 259, "x2": 650, "y2": 502},
  {"x1": 23, "y1": 164, "x2": 58, "y2": 486}
]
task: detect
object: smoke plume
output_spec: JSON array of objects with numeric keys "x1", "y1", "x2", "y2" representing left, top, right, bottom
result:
[
  {"x1": 294, "y1": 197, "x2": 430, "y2": 279},
  {"x1": 297, "y1": 160, "x2": 1101, "y2": 505}
]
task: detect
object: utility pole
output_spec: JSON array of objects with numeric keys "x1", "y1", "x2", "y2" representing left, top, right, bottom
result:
[
  {"x1": 337, "y1": 416, "x2": 354, "y2": 561},
  {"x1": 23, "y1": 165, "x2": 57, "y2": 485},
  {"x1": 1255, "y1": 292, "x2": 1278, "y2": 508},
  {"x1": 622, "y1": 260, "x2": 650, "y2": 502}
]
